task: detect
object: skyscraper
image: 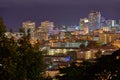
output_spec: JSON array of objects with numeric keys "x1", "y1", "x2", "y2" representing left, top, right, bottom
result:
[
  {"x1": 22, "y1": 21, "x2": 35, "y2": 39},
  {"x1": 35, "y1": 21, "x2": 54, "y2": 41},
  {"x1": 80, "y1": 18, "x2": 89, "y2": 30},
  {"x1": 40, "y1": 21, "x2": 54, "y2": 34},
  {"x1": 88, "y1": 11, "x2": 101, "y2": 31}
]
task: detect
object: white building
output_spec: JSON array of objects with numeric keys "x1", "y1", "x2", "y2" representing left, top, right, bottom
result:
[{"x1": 22, "y1": 21, "x2": 35, "y2": 40}]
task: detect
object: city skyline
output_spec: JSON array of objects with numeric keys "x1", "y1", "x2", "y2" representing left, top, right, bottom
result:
[{"x1": 0, "y1": 0, "x2": 120, "y2": 31}]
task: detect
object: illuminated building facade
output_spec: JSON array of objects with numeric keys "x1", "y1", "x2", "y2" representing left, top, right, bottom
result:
[
  {"x1": 35, "y1": 27, "x2": 49, "y2": 40},
  {"x1": 40, "y1": 21, "x2": 54, "y2": 34},
  {"x1": 88, "y1": 11, "x2": 101, "y2": 31},
  {"x1": 101, "y1": 26, "x2": 111, "y2": 32},
  {"x1": 48, "y1": 47, "x2": 79, "y2": 55},
  {"x1": 106, "y1": 20, "x2": 116, "y2": 27},
  {"x1": 22, "y1": 21, "x2": 35, "y2": 40},
  {"x1": 112, "y1": 38, "x2": 120, "y2": 48},
  {"x1": 79, "y1": 18, "x2": 89, "y2": 34},
  {"x1": 85, "y1": 51, "x2": 95, "y2": 60},
  {"x1": 5, "y1": 32, "x2": 24, "y2": 41},
  {"x1": 82, "y1": 26, "x2": 89, "y2": 35},
  {"x1": 80, "y1": 18, "x2": 89, "y2": 30},
  {"x1": 34, "y1": 21, "x2": 55, "y2": 41},
  {"x1": 99, "y1": 33, "x2": 120, "y2": 44}
]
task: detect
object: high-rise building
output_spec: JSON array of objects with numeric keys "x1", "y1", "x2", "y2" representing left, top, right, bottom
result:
[
  {"x1": 35, "y1": 21, "x2": 54, "y2": 41},
  {"x1": 88, "y1": 11, "x2": 101, "y2": 31},
  {"x1": 80, "y1": 18, "x2": 89, "y2": 30},
  {"x1": 79, "y1": 18, "x2": 89, "y2": 34},
  {"x1": 22, "y1": 21, "x2": 35, "y2": 40},
  {"x1": 106, "y1": 20, "x2": 116, "y2": 27},
  {"x1": 35, "y1": 27, "x2": 49, "y2": 40},
  {"x1": 40, "y1": 21, "x2": 54, "y2": 34},
  {"x1": 100, "y1": 17, "x2": 106, "y2": 26}
]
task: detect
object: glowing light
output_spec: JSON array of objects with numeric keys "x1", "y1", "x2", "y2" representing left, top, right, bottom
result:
[
  {"x1": 84, "y1": 19, "x2": 89, "y2": 23},
  {"x1": 65, "y1": 56, "x2": 71, "y2": 62}
]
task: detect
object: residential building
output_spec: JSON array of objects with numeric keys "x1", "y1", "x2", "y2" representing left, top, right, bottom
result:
[{"x1": 99, "y1": 33, "x2": 120, "y2": 44}]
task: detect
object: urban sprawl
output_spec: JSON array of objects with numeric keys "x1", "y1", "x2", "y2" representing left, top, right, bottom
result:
[{"x1": 5, "y1": 11, "x2": 120, "y2": 77}]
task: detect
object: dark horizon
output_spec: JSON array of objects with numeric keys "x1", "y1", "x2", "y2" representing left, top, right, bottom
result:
[{"x1": 0, "y1": 0, "x2": 120, "y2": 32}]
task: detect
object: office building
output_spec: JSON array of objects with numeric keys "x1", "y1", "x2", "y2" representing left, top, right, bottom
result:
[
  {"x1": 22, "y1": 21, "x2": 35, "y2": 40},
  {"x1": 40, "y1": 21, "x2": 54, "y2": 34},
  {"x1": 88, "y1": 11, "x2": 101, "y2": 31}
]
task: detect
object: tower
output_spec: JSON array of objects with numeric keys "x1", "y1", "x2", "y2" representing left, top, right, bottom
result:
[{"x1": 98, "y1": 12, "x2": 101, "y2": 29}]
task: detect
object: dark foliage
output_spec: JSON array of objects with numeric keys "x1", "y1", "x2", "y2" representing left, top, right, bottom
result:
[{"x1": 56, "y1": 49, "x2": 120, "y2": 80}]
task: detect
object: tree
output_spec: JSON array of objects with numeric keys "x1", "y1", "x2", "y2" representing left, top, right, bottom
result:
[
  {"x1": 84, "y1": 49, "x2": 120, "y2": 79},
  {"x1": 0, "y1": 17, "x2": 7, "y2": 57},
  {"x1": 79, "y1": 44, "x2": 86, "y2": 49},
  {"x1": 16, "y1": 36, "x2": 44, "y2": 80},
  {"x1": 66, "y1": 51, "x2": 77, "y2": 61},
  {"x1": 56, "y1": 49, "x2": 120, "y2": 80},
  {"x1": 0, "y1": 33, "x2": 45, "y2": 80},
  {"x1": 0, "y1": 17, "x2": 6, "y2": 37},
  {"x1": 55, "y1": 60, "x2": 93, "y2": 80},
  {"x1": 0, "y1": 17, "x2": 9, "y2": 80},
  {"x1": 95, "y1": 49, "x2": 102, "y2": 58},
  {"x1": 0, "y1": 18, "x2": 44, "y2": 80},
  {"x1": 0, "y1": 37, "x2": 18, "y2": 80},
  {"x1": 87, "y1": 41, "x2": 101, "y2": 49}
]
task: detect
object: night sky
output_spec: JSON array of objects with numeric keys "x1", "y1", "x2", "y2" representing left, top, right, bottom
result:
[{"x1": 0, "y1": 0, "x2": 120, "y2": 31}]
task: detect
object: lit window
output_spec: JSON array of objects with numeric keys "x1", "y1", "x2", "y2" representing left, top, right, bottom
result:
[{"x1": 116, "y1": 56, "x2": 119, "y2": 60}]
